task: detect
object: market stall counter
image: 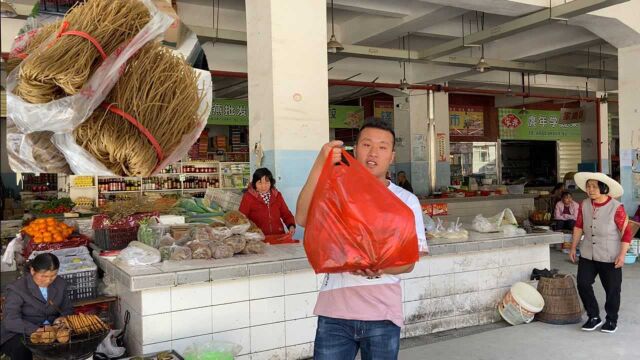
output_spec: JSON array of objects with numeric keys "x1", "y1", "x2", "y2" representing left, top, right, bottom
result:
[
  {"x1": 420, "y1": 193, "x2": 537, "y2": 223},
  {"x1": 92, "y1": 230, "x2": 563, "y2": 359}
]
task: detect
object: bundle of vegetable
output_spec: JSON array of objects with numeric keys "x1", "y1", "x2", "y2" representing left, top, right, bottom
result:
[
  {"x1": 172, "y1": 198, "x2": 225, "y2": 223},
  {"x1": 37, "y1": 198, "x2": 75, "y2": 214}
]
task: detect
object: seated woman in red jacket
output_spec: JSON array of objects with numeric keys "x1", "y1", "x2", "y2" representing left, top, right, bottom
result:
[{"x1": 239, "y1": 168, "x2": 296, "y2": 235}]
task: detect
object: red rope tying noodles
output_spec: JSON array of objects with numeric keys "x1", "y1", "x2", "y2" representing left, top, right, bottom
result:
[
  {"x1": 55, "y1": 21, "x2": 108, "y2": 61},
  {"x1": 101, "y1": 103, "x2": 165, "y2": 170}
]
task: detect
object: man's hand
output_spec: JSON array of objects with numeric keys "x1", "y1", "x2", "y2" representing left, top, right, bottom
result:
[
  {"x1": 351, "y1": 269, "x2": 383, "y2": 278},
  {"x1": 296, "y1": 140, "x2": 344, "y2": 227},
  {"x1": 614, "y1": 252, "x2": 626, "y2": 269},
  {"x1": 322, "y1": 140, "x2": 343, "y2": 165},
  {"x1": 569, "y1": 247, "x2": 577, "y2": 263}
]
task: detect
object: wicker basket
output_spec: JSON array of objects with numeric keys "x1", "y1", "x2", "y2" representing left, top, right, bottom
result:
[{"x1": 535, "y1": 274, "x2": 582, "y2": 325}]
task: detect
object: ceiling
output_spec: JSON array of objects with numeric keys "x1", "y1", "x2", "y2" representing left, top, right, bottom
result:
[{"x1": 203, "y1": 0, "x2": 639, "y2": 102}]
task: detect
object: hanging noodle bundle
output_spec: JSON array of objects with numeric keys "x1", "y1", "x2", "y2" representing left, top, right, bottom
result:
[
  {"x1": 5, "y1": 21, "x2": 61, "y2": 75},
  {"x1": 73, "y1": 41, "x2": 204, "y2": 177},
  {"x1": 13, "y1": 0, "x2": 151, "y2": 104}
]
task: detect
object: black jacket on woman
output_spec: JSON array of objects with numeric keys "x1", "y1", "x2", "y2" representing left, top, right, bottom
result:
[{"x1": 0, "y1": 275, "x2": 74, "y2": 345}]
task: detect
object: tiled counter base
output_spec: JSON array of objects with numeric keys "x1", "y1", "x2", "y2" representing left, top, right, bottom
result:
[{"x1": 94, "y1": 232, "x2": 563, "y2": 359}]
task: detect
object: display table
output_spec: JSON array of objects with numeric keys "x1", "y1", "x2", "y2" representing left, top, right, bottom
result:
[
  {"x1": 420, "y1": 194, "x2": 537, "y2": 223},
  {"x1": 93, "y1": 230, "x2": 562, "y2": 359}
]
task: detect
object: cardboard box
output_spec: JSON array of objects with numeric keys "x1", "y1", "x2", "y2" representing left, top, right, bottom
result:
[{"x1": 153, "y1": 0, "x2": 184, "y2": 48}]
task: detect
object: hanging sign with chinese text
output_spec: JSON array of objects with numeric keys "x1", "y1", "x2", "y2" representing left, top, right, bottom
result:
[
  {"x1": 449, "y1": 106, "x2": 484, "y2": 136},
  {"x1": 498, "y1": 108, "x2": 581, "y2": 142},
  {"x1": 209, "y1": 99, "x2": 363, "y2": 128},
  {"x1": 559, "y1": 107, "x2": 586, "y2": 124}
]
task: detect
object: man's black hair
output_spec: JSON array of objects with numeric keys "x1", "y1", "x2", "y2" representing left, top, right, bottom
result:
[
  {"x1": 251, "y1": 168, "x2": 275, "y2": 190},
  {"x1": 356, "y1": 119, "x2": 395, "y2": 149},
  {"x1": 560, "y1": 191, "x2": 572, "y2": 198}
]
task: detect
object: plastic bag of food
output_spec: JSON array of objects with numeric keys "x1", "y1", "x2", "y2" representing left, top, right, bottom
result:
[
  {"x1": 304, "y1": 150, "x2": 419, "y2": 273},
  {"x1": 209, "y1": 242, "x2": 234, "y2": 259},
  {"x1": 472, "y1": 209, "x2": 518, "y2": 233},
  {"x1": 502, "y1": 224, "x2": 527, "y2": 236},
  {"x1": 223, "y1": 235, "x2": 247, "y2": 254},
  {"x1": 209, "y1": 226, "x2": 232, "y2": 241},
  {"x1": 242, "y1": 240, "x2": 266, "y2": 254},
  {"x1": 223, "y1": 211, "x2": 250, "y2": 234},
  {"x1": 188, "y1": 240, "x2": 212, "y2": 259},
  {"x1": 116, "y1": 241, "x2": 161, "y2": 266},
  {"x1": 183, "y1": 340, "x2": 242, "y2": 360},
  {"x1": 209, "y1": 219, "x2": 226, "y2": 228},
  {"x1": 423, "y1": 214, "x2": 436, "y2": 233},
  {"x1": 159, "y1": 246, "x2": 172, "y2": 261},
  {"x1": 194, "y1": 227, "x2": 212, "y2": 242},
  {"x1": 169, "y1": 245, "x2": 192, "y2": 261},
  {"x1": 158, "y1": 234, "x2": 176, "y2": 247},
  {"x1": 244, "y1": 221, "x2": 265, "y2": 241}
]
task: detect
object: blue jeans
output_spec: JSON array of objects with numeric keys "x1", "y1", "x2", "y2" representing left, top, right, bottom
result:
[{"x1": 314, "y1": 316, "x2": 401, "y2": 360}]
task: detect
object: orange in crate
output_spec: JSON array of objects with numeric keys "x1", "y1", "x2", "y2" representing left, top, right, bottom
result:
[{"x1": 22, "y1": 218, "x2": 75, "y2": 244}]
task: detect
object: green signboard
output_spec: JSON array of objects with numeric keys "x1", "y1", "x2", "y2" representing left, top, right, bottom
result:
[
  {"x1": 208, "y1": 99, "x2": 363, "y2": 128},
  {"x1": 498, "y1": 108, "x2": 581, "y2": 142}
]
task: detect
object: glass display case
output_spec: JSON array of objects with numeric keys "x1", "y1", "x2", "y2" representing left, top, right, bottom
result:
[{"x1": 450, "y1": 142, "x2": 499, "y2": 186}]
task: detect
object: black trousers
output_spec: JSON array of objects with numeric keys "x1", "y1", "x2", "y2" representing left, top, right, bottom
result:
[
  {"x1": 553, "y1": 219, "x2": 576, "y2": 231},
  {"x1": 0, "y1": 335, "x2": 33, "y2": 360},
  {"x1": 576, "y1": 257, "x2": 622, "y2": 322}
]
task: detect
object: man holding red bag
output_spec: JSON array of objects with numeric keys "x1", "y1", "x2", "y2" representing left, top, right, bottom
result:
[{"x1": 297, "y1": 120, "x2": 428, "y2": 360}]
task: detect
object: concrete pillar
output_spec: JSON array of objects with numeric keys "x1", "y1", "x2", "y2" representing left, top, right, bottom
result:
[
  {"x1": 393, "y1": 92, "x2": 429, "y2": 195},
  {"x1": 433, "y1": 92, "x2": 450, "y2": 190},
  {"x1": 597, "y1": 92, "x2": 610, "y2": 174},
  {"x1": 617, "y1": 45, "x2": 640, "y2": 213},
  {"x1": 245, "y1": 0, "x2": 329, "y2": 228}
]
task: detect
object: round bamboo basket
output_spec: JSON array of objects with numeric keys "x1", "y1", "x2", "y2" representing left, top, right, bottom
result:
[{"x1": 535, "y1": 274, "x2": 582, "y2": 325}]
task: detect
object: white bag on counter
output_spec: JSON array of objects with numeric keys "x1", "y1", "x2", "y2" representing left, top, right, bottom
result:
[
  {"x1": 472, "y1": 208, "x2": 518, "y2": 233},
  {"x1": 115, "y1": 241, "x2": 161, "y2": 266},
  {"x1": 427, "y1": 218, "x2": 469, "y2": 240}
]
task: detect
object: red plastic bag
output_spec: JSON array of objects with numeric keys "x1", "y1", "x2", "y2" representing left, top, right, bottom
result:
[
  {"x1": 264, "y1": 233, "x2": 299, "y2": 245},
  {"x1": 303, "y1": 150, "x2": 419, "y2": 273}
]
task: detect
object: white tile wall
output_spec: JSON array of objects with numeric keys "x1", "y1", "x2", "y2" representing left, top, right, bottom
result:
[
  {"x1": 141, "y1": 313, "x2": 172, "y2": 344},
  {"x1": 285, "y1": 292, "x2": 318, "y2": 320},
  {"x1": 250, "y1": 297, "x2": 285, "y2": 326},
  {"x1": 285, "y1": 317, "x2": 317, "y2": 346},
  {"x1": 250, "y1": 274, "x2": 285, "y2": 300},
  {"x1": 286, "y1": 342, "x2": 314, "y2": 360},
  {"x1": 171, "y1": 334, "x2": 213, "y2": 356},
  {"x1": 500, "y1": 248, "x2": 521, "y2": 267},
  {"x1": 404, "y1": 299, "x2": 430, "y2": 323},
  {"x1": 478, "y1": 268, "x2": 500, "y2": 290},
  {"x1": 284, "y1": 270, "x2": 317, "y2": 295},
  {"x1": 430, "y1": 274, "x2": 455, "y2": 298},
  {"x1": 236, "y1": 356, "x2": 250, "y2": 360},
  {"x1": 141, "y1": 288, "x2": 171, "y2": 315},
  {"x1": 171, "y1": 307, "x2": 213, "y2": 339},
  {"x1": 212, "y1": 328, "x2": 251, "y2": 356},
  {"x1": 404, "y1": 277, "x2": 431, "y2": 302},
  {"x1": 142, "y1": 341, "x2": 172, "y2": 355},
  {"x1": 454, "y1": 271, "x2": 479, "y2": 294},
  {"x1": 212, "y1": 301, "x2": 250, "y2": 332},
  {"x1": 251, "y1": 348, "x2": 287, "y2": 360},
  {"x1": 251, "y1": 322, "x2": 286, "y2": 353},
  {"x1": 212, "y1": 278, "x2": 250, "y2": 305},
  {"x1": 403, "y1": 258, "x2": 429, "y2": 279},
  {"x1": 171, "y1": 282, "x2": 212, "y2": 311},
  {"x1": 429, "y1": 255, "x2": 456, "y2": 275},
  {"x1": 429, "y1": 295, "x2": 456, "y2": 320}
]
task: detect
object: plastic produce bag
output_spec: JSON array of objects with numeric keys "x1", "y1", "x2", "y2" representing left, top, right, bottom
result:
[
  {"x1": 95, "y1": 330, "x2": 126, "y2": 358},
  {"x1": 209, "y1": 242, "x2": 234, "y2": 259},
  {"x1": 188, "y1": 240, "x2": 213, "y2": 259},
  {"x1": 304, "y1": 150, "x2": 419, "y2": 273},
  {"x1": 223, "y1": 211, "x2": 250, "y2": 234},
  {"x1": 472, "y1": 208, "x2": 518, "y2": 233},
  {"x1": 167, "y1": 245, "x2": 192, "y2": 261},
  {"x1": 244, "y1": 221, "x2": 265, "y2": 241},
  {"x1": 242, "y1": 240, "x2": 266, "y2": 254},
  {"x1": 158, "y1": 233, "x2": 176, "y2": 247},
  {"x1": 183, "y1": 340, "x2": 242, "y2": 360},
  {"x1": 502, "y1": 224, "x2": 527, "y2": 236},
  {"x1": 223, "y1": 235, "x2": 247, "y2": 254},
  {"x1": 209, "y1": 226, "x2": 232, "y2": 241},
  {"x1": 115, "y1": 241, "x2": 161, "y2": 266}
]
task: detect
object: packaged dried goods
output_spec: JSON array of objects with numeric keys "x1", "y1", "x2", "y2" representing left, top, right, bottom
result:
[
  {"x1": 210, "y1": 226, "x2": 232, "y2": 241},
  {"x1": 169, "y1": 245, "x2": 192, "y2": 261},
  {"x1": 242, "y1": 240, "x2": 266, "y2": 254},
  {"x1": 210, "y1": 243, "x2": 234, "y2": 259},
  {"x1": 223, "y1": 235, "x2": 247, "y2": 254},
  {"x1": 158, "y1": 234, "x2": 176, "y2": 247},
  {"x1": 223, "y1": 211, "x2": 251, "y2": 234},
  {"x1": 188, "y1": 240, "x2": 212, "y2": 259}
]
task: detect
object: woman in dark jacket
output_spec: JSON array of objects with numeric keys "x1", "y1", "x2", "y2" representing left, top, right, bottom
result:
[
  {"x1": 1, "y1": 253, "x2": 74, "y2": 360},
  {"x1": 239, "y1": 168, "x2": 296, "y2": 235}
]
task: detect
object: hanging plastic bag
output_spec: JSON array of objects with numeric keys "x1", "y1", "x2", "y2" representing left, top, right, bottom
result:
[
  {"x1": 95, "y1": 329, "x2": 126, "y2": 358},
  {"x1": 304, "y1": 150, "x2": 419, "y2": 273},
  {"x1": 183, "y1": 340, "x2": 242, "y2": 360}
]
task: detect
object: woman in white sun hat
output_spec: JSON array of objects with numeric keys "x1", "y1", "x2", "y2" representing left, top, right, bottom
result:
[{"x1": 569, "y1": 172, "x2": 633, "y2": 334}]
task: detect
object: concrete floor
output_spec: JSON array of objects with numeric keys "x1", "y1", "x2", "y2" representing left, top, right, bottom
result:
[{"x1": 399, "y1": 249, "x2": 640, "y2": 360}]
